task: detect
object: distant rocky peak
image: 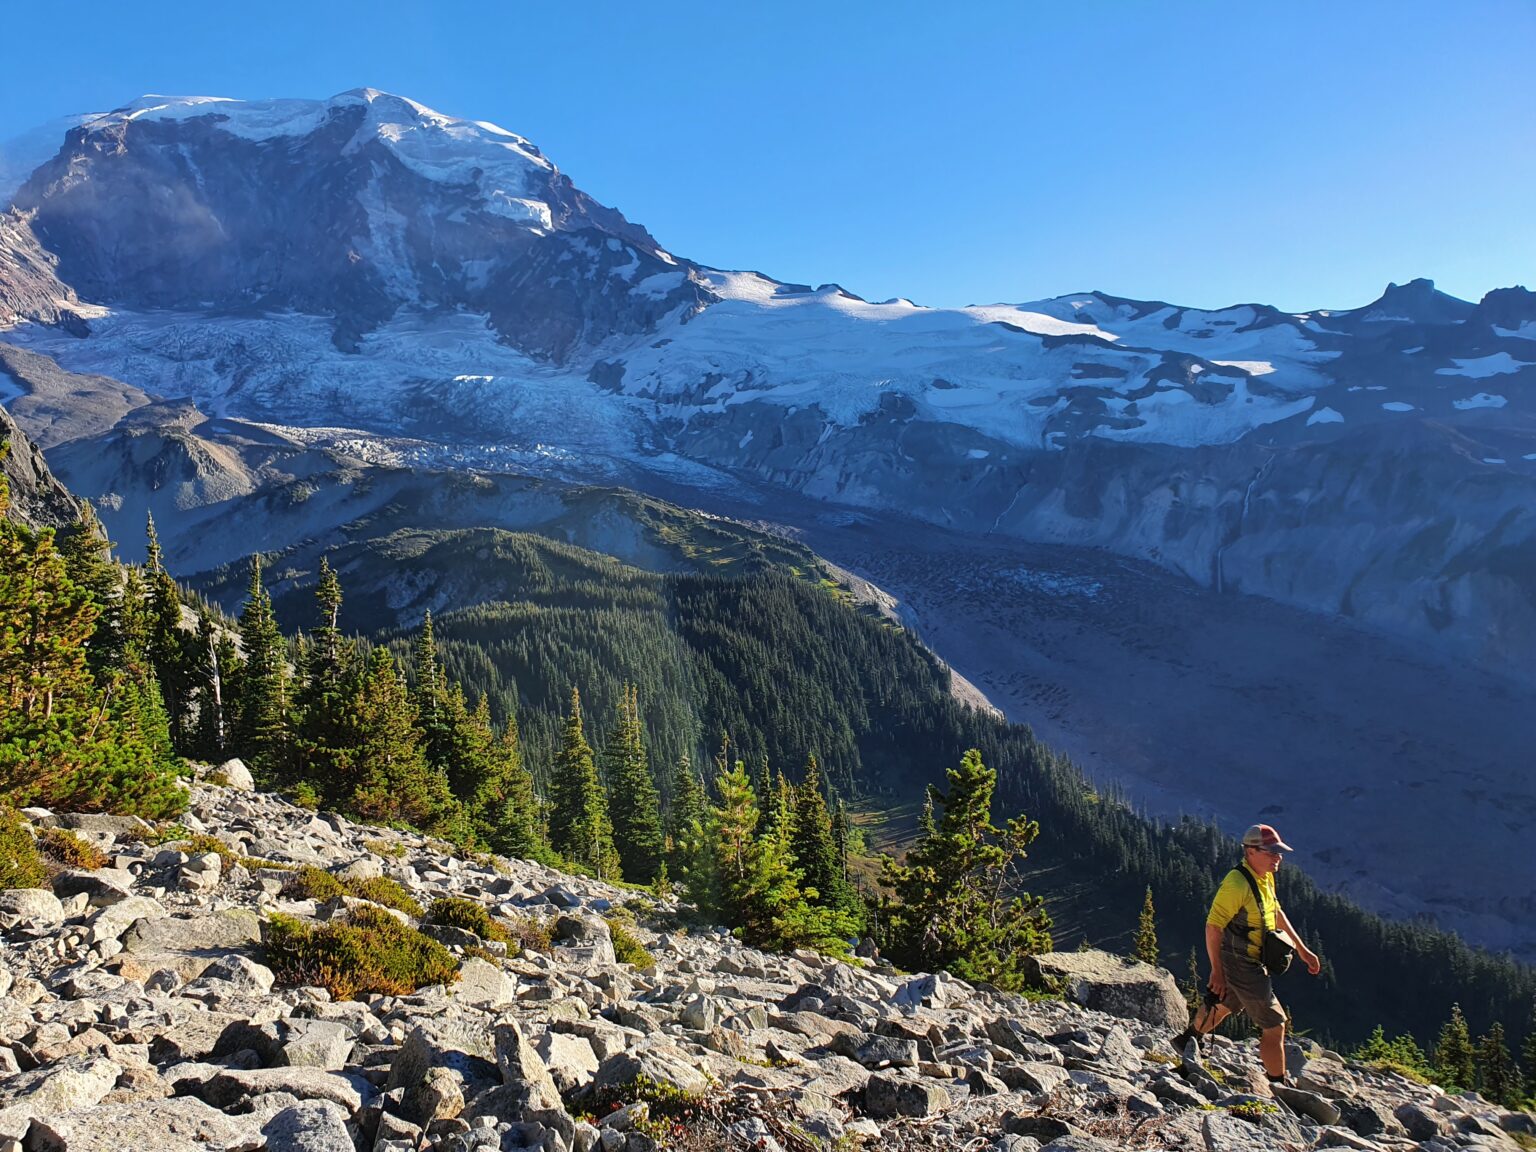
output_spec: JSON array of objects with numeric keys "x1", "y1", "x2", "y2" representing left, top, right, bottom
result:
[{"x1": 1352, "y1": 277, "x2": 1475, "y2": 325}]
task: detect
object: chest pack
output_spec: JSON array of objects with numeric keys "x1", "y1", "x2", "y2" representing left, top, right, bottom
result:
[{"x1": 1234, "y1": 866, "x2": 1294, "y2": 976}]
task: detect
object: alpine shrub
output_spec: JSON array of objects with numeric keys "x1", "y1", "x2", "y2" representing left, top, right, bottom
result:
[
  {"x1": 0, "y1": 807, "x2": 46, "y2": 888},
  {"x1": 428, "y1": 897, "x2": 511, "y2": 944},
  {"x1": 263, "y1": 906, "x2": 458, "y2": 1001}
]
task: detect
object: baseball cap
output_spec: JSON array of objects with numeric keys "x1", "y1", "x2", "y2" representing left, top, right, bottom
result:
[{"x1": 1242, "y1": 824, "x2": 1293, "y2": 853}]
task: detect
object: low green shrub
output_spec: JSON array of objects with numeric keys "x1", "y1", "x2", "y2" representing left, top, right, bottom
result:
[
  {"x1": 605, "y1": 913, "x2": 655, "y2": 968},
  {"x1": 349, "y1": 876, "x2": 424, "y2": 917},
  {"x1": 362, "y1": 837, "x2": 407, "y2": 859},
  {"x1": 506, "y1": 914, "x2": 554, "y2": 954},
  {"x1": 176, "y1": 833, "x2": 240, "y2": 869},
  {"x1": 263, "y1": 906, "x2": 459, "y2": 1001},
  {"x1": 36, "y1": 826, "x2": 110, "y2": 870},
  {"x1": 0, "y1": 807, "x2": 47, "y2": 889},
  {"x1": 428, "y1": 897, "x2": 511, "y2": 944}
]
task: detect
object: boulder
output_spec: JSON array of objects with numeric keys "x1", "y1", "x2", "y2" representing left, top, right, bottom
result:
[
  {"x1": 260, "y1": 1099, "x2": 354, "y2": 1152},
  {"x1": 1023, "y1": 949, "x2": 1188, "y2": 1029},
  {"x1": 196, "y1": 1066, "x2": 366, "y2": 1113},
  {"x1": 454, "y1": 956, "x2": 516, "y2": 1009},
  {"x1": 0, "y1": 888, "x2": 65, "y2": 930},
  {"x1": 277, "y1": 1020, "x2": 355, "y2": 1071},
  {"x1": 587, "y1": 1046, "x2": 710, "y2": 1100},
  {"x1": 493, "y1": 1019, "x2": 562, "y2": 1110},
  {"x1": 51, "y1": 870, "x2": 135, "y2": 907},
  {"x1": 0, "y1": 1057, "x2": 120, "y2": 1143},
  {"x1": 536, "y1": 1032, "x2": 600, "y2": 1095},
  {"x1": 181, "y1": 953, "x2": 275, "y2": 996},
  {"x1": 388, "y1": 1020, "x2": 500, "y2": 1125},
  {"x1": 118, "y1": 908, "x2": 263, "y2": 981},
  {"x1": 25, "y1": 1095, "x2": 260, "y2": 1152},
  {"x1": 552, "y1": 913, "x2": 616, "y2": 965},
  {"x1": 216, "y1": 758, "x2": 255, "y2": 790},
  {"x1": 863, "y1": 1074, "x2": 950, "y2": 1119}
]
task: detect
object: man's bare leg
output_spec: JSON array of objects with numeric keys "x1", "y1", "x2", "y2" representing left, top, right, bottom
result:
[{"x1": 1259, "y1": 1023, "x2": 1287, "y2": 1080}]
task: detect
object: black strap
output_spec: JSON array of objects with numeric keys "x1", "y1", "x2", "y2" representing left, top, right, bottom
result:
[{"x1": 1229, "y1": 866, "x2": 1273, "y2": 947}]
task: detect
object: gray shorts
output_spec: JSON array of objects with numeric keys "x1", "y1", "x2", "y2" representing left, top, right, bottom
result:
[{"x1": 1218, "y1": 950, "x2": 1286, "y2": 1030}]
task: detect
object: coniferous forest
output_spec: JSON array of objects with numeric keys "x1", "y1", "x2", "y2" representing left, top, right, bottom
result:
[{"x1": 3, "y1": 451, "x2": 1535, "y2": 1103}]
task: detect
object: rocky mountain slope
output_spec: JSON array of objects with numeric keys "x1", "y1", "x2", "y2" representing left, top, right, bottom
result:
[
  {"x1": 4, "y1": 775, "x2": 1531, "y2": 1152},
  {"x1": 0, "y1": 92, "x2": 1532, "y2": 676}
]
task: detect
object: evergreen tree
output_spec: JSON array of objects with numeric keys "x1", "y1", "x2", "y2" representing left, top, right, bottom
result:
[
  {"x1": 291, "y1": 559, "x2": 358, "y2": 798},
  {"x1": 474, "y1": 702, "x2": 550, "y2": 862},
  {"x1": 603, "y1": 684, "x2": 664, "y2": 883},
  {"x1": 142, "y1": 514, "x2": 189, "y2": 748},
  {"x1": 547, "y1": 687, "x2": 618, "y2": 879},
  {"x1": 1183, "y1": 947, "x2": 1203, "y2": 1017},
  {"x1": 1436, "y1": 1003, "x2": 1477, "y2": 1092},
  {"x1": 790, "y1": 754, "x2": 859, "y2": 925},
  {"x1": 666, "y1": 754, "x2": 713, "y2": 907},
  {"x1": 877, "y1": 748, "x2": 1052, "y2": 990},
  {"x1": 1522, "y1": 1009, "x2": 1536, "y2": 1105},
  {"x1": 0, "y1": 461, "x2": 183, "y2": 818},
  {"x1": 347, "y1": 646, "x2": 455, "y2": 829},
  {"x1": 233, "y1": 555, "x2": 288, "y2": 779},
  {"x1": 1476, "y1": 1022, "x2": 1517, "y2": 1106},
  {"x1": 1134, "y1": 886, "x2": 1160, "y2": 966},
  {"x1": 412, "y1": 610, "x2": 452, "y2": 767},
  {"x1": 189, "y1": 610, "x2": 230, "y2": 760}
]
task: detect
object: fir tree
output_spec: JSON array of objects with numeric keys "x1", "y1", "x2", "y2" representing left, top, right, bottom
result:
[
  {"x1": 547, "y1": 687, "x2": 618, "y2": 879},
  {"x1": 291, "y1": 559, "x2": 358, "y2": 798},
  {"x1": 877, "y1": 748, "x2": 1052, "y2": 990},
  {"x1": 603, "y1": 684, "x2": 664, "y2": 883},
  {"x1": 474, "y1": 701, "x2": 550, "y2": 862},
  {"x1": 189, "y1": 610, "x2": 229, "y2": 759},
  {"x1": 142, "y1": 513, "x2": 189, "y2": 747},
  {"x1": 0, "y1": 461, "x2": 183, "y2": 818},
  {"x1": 347, "y1": 646, "x2": 455, "y2": 829},
  {"x1": 1476, "y1": 1021, "x2": 1517, "y2": 1107},
  {"x1": 790, "y1": 754, "x2": 859, "y2": 924},
  {"x1": 666, "y1": 754, "x2": 713, "y2": 907},
  {"x1": 233, "y1": 555, "x2": 288, "y2": 780},
  {"x1": 1436, "y1": 1003, "x2": 1477, "y2": 1092},
  {"x1": 1134, "y1": 886, "x2": 1160, "y2": 966},
  {"x1": 412, "y1": 610, "x2": 451, "y2": 766},
  {"x1": 1522, "y1": 1008, "x2": 1536, "y2": 1105}
]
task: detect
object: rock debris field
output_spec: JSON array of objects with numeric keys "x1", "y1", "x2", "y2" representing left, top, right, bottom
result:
[{"x1": 2, "y1": 773, "x2": 1532, "y2": 1152}]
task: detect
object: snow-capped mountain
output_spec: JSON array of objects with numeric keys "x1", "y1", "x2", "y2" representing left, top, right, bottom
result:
[{"x1": 1, "y1": 90, "x2": 1534, "y2": 676}]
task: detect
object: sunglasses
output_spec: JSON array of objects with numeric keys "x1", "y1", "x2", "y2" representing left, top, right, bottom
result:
[{"x1": 1247, "y1": 846, "x2": 1281, "y2": 857}]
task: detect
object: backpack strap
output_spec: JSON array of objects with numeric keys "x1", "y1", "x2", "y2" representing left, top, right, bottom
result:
[{"x1": 1235, "y1": 866, "x2": 1269, "y2": 939}]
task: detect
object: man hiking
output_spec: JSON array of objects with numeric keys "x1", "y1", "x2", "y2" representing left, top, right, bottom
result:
[{"x1": 1173, "y1": 823, "x2": 1322, "y2": 1089}]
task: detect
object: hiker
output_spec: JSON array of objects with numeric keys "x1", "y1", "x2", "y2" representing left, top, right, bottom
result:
[{"x1": 1174, "y1": 823, "x2": 1322, "y2": 1088}]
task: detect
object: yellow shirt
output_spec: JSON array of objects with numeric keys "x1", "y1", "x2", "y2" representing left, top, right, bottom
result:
[{"x1": 1206, "y1": 864, "x2": 1277, "y2": 961}]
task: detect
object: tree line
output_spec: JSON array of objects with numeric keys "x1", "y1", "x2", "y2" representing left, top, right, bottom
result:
[{"x1": 2, "y1": 468, "x2": 1533, "y2": 1064}]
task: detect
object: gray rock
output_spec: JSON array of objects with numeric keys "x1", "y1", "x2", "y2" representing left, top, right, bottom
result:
[
  {"x1": 181, "y1": 953, "x2": 275, "y2": 995},
  {"x1": 217, "y1": 758, "x2": 255, "y2": 790},
  {"x1": 1338, "y1": 1098, "x2": 1398, "y2": 1137},
  {"x1": 536, "y1": 1032, "x2": 600, "y2": 1095},
  {"x1": 388, "y1": 1021, "x2": 500, "y2": 1125},
  {"x1": 587, "y1": 1047, "x2": 710, "y2": 1100},
  {"x1": 863, "y1": 1074, "x2": 950, "y2": 1119},
  {"x1": 1393, "y1": 1101, "x2": 1449, "y2": 1141},
  {"x1": 51, "y1": 870, "x2": 135, "y2": 907},
  {"x1": 1271, "y1": 1082, "x2": 1342, "y2": 1126},
  {"x1": 1003, "y1": 1117, "x2": 1080, "y2": 1143},
  {"x1": 0, "y1": 888, "x2": 65, "y2": 929},
  {"x1": 892, "y1": 972, "x2": 954, "y2": 1009},
  {"x1": 1200, "y1": 1110, "x2": 1290, "y2": 1151},
  {"x1": 84, "y1": 896, "x2": 166, "y2": 944},
  {"x1": 552, "y1": 914, "x2": 616, "y2": 965},
  {"x1": 25, "y1": 1095, "x2": 261, "y2": 1152},
  {"x1": 990, "y1": 1138, "x2": 1042, "y2": 1152},
  {"x1": 454, "y1": 956, "x2": 516, "y2": 1009},
  {"x1": 853, "y1": 1035, "x2": 919, "y2": 1070},
  {"x1": 997, "y1": 1061, "x2": 1072, "y2": 1095},
  {"x1": 493, "y1": 1020, "x2": 562, "y2": 1110},
  {"x1": 197, "y1": 1066, "x2": 367, "y2": 1113},
  {"x1": 261, "y1": 1099, "x2": 354, "y2": 1151},
  {"x1": 278, "y1": 1019, "x2": 355, "y2": 1070},
  {"x1": 1024, "y1": 950, "x2": 1189, "y2": 1029},
  {"x1": 0, "y1": 1056, "x2": 120, "y2": 1142}
]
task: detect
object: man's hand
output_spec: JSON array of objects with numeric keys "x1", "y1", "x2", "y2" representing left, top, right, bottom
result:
[
  {"x1": 1208, "y1": 968, "x2": 1226, "y2": 999},
  {"x1": 1299, "y1": 947, "x2": 1321, "y2": 977}
]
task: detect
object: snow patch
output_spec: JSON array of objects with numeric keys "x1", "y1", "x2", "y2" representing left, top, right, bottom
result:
[
  {"x1": 1381, "y1": 402, "x2": 1416, "y2": 412},
  {"x1": 1307, "y1": 407, "x2": 1345, "y2": 425},
  {"x1": 1435, "y1": 352, "x2": 1534, "y2": 379},
  {"x1": 1211, "y1": 360, "x2": 1276, "y2": 376},
  {"x1": 966, "y1": 448, "x2": 990, "y2": 459},
  {"x1": 1452, "y1": 393, "x2": 1507, "y2": 410}
]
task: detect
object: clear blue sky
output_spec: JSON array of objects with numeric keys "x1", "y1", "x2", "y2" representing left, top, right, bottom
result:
[{"x1": 3, "y1": 1, "x2": 1531, "y2": 312}]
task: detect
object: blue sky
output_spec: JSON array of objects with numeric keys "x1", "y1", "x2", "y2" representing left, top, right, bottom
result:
[{"x1": 3, "y1": 1, "x2": 1531, "y2": 312}]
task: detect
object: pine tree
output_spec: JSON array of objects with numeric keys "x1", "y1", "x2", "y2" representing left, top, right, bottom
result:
[
  {"x1": 142, "y1": 514, "x2": 189, "y2": 748},
  {"x1": 547, "y1": 687, "x2": 618, "y2": 879},
  {"x1": 412, "y1": 610, "x2": 451, "y2": 766},
  {"x1": 877, "y1": 748, "x2": 1052, "y2": 990},
  {"x1": 474, "y1": 701, "x2": 550, "y2": 862},
  {"x1": 1183, "y1": 947, "x2": 1203, "y2": 1017},
  {"x1": 347, "y1": 646, "x2": 455, "y2": 829},
  {"x1": 1436, "y1": 1003, "x2": 1477, "y2": 1092},
  {"x1": 1476, "y1": 1021, "x2": 1517, "y2": 1106},
  {"x1": 0, "y1": 461, "x2": 183, "y2": 818},
  {"x1": 603, "y1": 684, "x2": 664, "y2": 883},
  {"x1": 1134, "y1": 886, "x2": 1160, "y2": 966},
  {"x1": 189, "y1": 610, "x2": 229, "y2": 759},
  {"x1": 666, "y1": 754, "x2": 713, "y2": 907},
  {"x1": 790, "y1": 754, "x2": 859, "y2": 925},
  {"x1": 1522, "y1": 1008, "x2": 1536, "y2": 1105},
  {"x1": 291, "y1": 559, "x2": 358, "y2": 799},
  {"x1": 709, "y1": 757, "x2": 855, "y2": 952},
  {"x1": 233, "y1": 555, "x2": 288, "y2": 780}
]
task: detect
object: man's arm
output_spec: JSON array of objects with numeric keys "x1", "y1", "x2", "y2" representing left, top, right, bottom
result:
[
  {"x1": 1205, "y1": 923, "x2": 1227, "y2": 997},
  {"x1": 1275, "y1": 906, "x2": 1322, "y2": 976}
]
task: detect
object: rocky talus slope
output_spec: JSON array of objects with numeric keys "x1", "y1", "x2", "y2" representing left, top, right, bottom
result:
[{"x1": 2, "y1": 776, "x2": 1531, "y2": 1152}]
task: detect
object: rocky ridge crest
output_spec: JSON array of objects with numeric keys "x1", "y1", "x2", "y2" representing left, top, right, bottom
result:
[{"x1": 2, "y1": 776, "x2": 1531, "y2": 1152}]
